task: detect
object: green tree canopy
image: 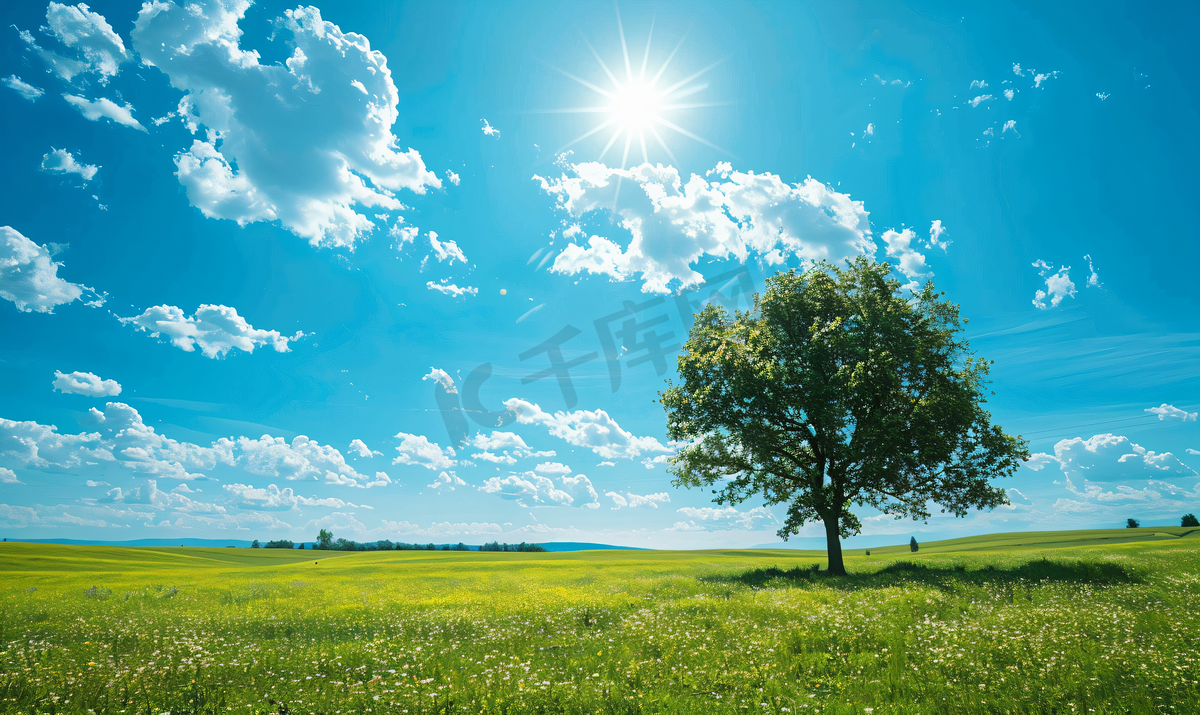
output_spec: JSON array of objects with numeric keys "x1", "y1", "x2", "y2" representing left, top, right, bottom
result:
[{"x1": 661, "y1": 258, "x2": 1029, "y2": 574}]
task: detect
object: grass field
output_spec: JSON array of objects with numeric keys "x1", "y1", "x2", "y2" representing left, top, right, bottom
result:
[{"x1": 1, "y1": 528, "x2": 1198, "y2": 714}]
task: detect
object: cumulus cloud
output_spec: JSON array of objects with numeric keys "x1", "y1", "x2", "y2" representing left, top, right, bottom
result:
[
  {"x1": 428, "y1": 470, "x2": 466, "y2": 490},
  {"x1": 968, "y1": 94, "x2": 992, "y2": 108},
  {"x1": 41, "y1": 148, "x2": 98, "y2": 183},
  {"x1": 1188, "y1": 448, "x2": 1200, "y2": 456},
  {"x1": 1004, "y1": 89, "x2": 1015, "y2": 101},
  {"x1": 882, "y1": 228, "x2": 933, "y2": 291},
  {"x1": 423, "y1": 368, "x2": 456, "y2": 395},
  {"x1": 671, "y1": 505, "x2": 778, "y2": 531},
  {"x1": 445, "y1": 170, "x2": 460, "y2": 186},
  {"x1": 534, "y1": 462, "x2": 572, "y2": 476},
  {"x1": 3, "y1": 75, "x2": 44, "y2": 101},
  {"x1": 0, "y1": 468, "x2": 21, "y2": 484},
  {"x1": 428, "y1": 232, "x2": 467, "y2": 264},
  {"x1": 1031, "y1": 259, "x2": 1076, "y2": 309},
  {"x1": 535, "y1": 161, "x2": 873, "y2": 293},
  {"x1": 52, "y1": 370, "x2": 121, "y2": 397},
  {"x1": 468, "y1": 431, "x2": 553, "y2": 464},
  {"x1": 504, "y1": 398, "x2": 671, "y2": 460},
  {"x1": 606, "y1": 491, "x2": 669, "y2": 509},
  {"x1": 1084, "y1": 254, "x2": 1102, "y2": 288},
  {"x1": 481, "y1": 119, "x2": 500, "y2": 137},
  {"x1": 1002, "y1": 120, "x2": 1018, "y2": 135},
  {"x1": 347, "y1": 439, "x2": 380, "y2": 458},
  {"x1": 1145, "y1": 404, "x2": 1198, "y2": 422},
  {"x1": 426, "y1": 280, "x2": 477, "y2": 298},
  {"x1": 44, "y1": 2, "x2": 129, "y2": 80},
  {"x1": 228, "y1": 434, "x2": 386, "y2": 487},
  {"x1": 927, "y1": 220, "x2": 950, "y2": 251},
  {"x1": 120, "y1": 304, "x2": 303, "y2": 358},
  {"x1": 1, "y1": 226, "x2": 86, "y2": 313},
  {"x1": 1051, "y1": 433, "x2": 1197, "y2": 486},
  {"x1": 131, "y1": 1, "x2": 440, "y2": 247},
  {"x1": 479, "y1": 472, "x2": 598, "y2": 508},
  {"x1": 393, "y1": 433, "x2": 455, "y2": 470},
  {"x1": 63, "y1": 95, "x2": 145, "y2": 131},
  {"x1": 1023, "y1": 452, "x2": 1059, "y2": 471}
]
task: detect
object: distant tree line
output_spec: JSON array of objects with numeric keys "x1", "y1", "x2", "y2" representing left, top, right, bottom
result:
[{"x1": 247, "y1": 529, "x2": 548, "y2": 552}]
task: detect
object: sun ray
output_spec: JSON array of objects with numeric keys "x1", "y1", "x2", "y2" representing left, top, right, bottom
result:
[
  {"x1": 582, "y1": 38, "x2": 622, "y2": 90},
  {"x1": 663, "y1": 83, "x2": 710, "y2": 101},
  {"x1": 599, "y1": 124, "x2": 625, "y2": 161},
  {"x1": 658, "y1": 101, "x2": 734, "y2": 111},
  {"x1": 620, "y1": 132, "x2": 633, "y2": 169},
  {"x1": 556, "y1": 117, "x2": 620, "y2": 154},
  {"x1": 655, "y1": 116, "x2": 730, "y2": 154},
  {"x1": 524, "y1": 106, "x2": 614, "y2": 114},
  {"x1": 659, "y1": 59, "x2": 726, "y2": 100},
  {"x1": 650, "y1": 34, "x2": 688, "y2": 87},
  {"x1": 648, "y1": 124, "x2": 680, "y2": 167},
  {"x1": 638, "y1": 130, "x2": 649, "y2": 164},
  {"x1": 615, "y1": 6, "x2": 633, "y2": 82},
  {"x1": 639, "y1": 17, "x2": 655, "y2": 83},
  {"x1": 554, "y1": 66, "x2": 614, "y2": 99}
]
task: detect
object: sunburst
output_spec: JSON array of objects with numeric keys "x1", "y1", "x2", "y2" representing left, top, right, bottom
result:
[{"x1": 541, "y1": 9, "x2": 729, "y2": 169}]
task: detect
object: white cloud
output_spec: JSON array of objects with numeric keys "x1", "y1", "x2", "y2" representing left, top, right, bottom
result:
[
  {"x1": 0, "y1": 468, "x2": 21, "y2": 484},
  {"x1": 445, "y1": 170, "x2": 460, "y2": 186},
  {"x1": 927, "y1": 220, "x2": 950, "y2": 251},
  {"x1": 481, "y1": 119, "x2": 500, "y2": 137},
  {"x1": 534, "y1": 462, "x2": 572, "y2": 476},
  {"x1": 671, "y1": 505, "x2": 778, "y2": 531},
  {"x1": 0, "y1": 226, "x2": 85, "y2": 313},
  {"x1": 536, "y1": 161, "x2": 873, "y2": 293},
  {"x1": 1096, "y1": 92, "x2": 1110, "y2": 101},
  {"x1": 52, "y1": 370, "x2": 121, "y2": 397},
  {"x1": 428, "y1": 470, "x2": 466, "y2": 490},
  {"x1": 606, "y1": 491, "x2": 669, "y2": 509},
  {"x1": 641, "y1": 454, "x2": 671, "y2": 469},
  {"x1": 347, "y1": 439, "x2": 380, "y2": 458},
  {"x1": 1031, "y1": 259, "x2": 1076, "y2": 310},
  {"x1": 1052, "y1": 433, "x2": 1197, "y2": 485},
  {"x1": 428, "y1": 232, "x2": 467, "y2": 264},
  {"x1": 222, "y1": 483, "x2": 304, "y2": 511},
  {"x1": 1023, "y1": 453, "x2": 1059, "y2": 471},
  {"x1": 968, "y1": 94, "x2": 992, "y2": 108},
  {"x1": 597, "y1": 461, "x2": 616, "y2": 467},
  {"x1": 882, "y1": 228, "x2": 933, "y2": 291},
  {"x1": 479, "y1": 472, "x2": 598, "y2": 508},
  {"x1": 3, "y1": 75, "x2": 44, "y2": 101},
  {"x1": 63, "y1": 95, "x2": 145, "y2": 131},
  {"x1": 468, "y1": 431, "x2": 553, "y2": 464},
  {"x1": 393, "y1": 432, "x2": 456, "y2": 470},
  {"x1": 120, "y1": 304, "x2": 303, "y2": 358},
  {"x1": 86, "y1": 480, "x2": 109, "y2": 487},
  {"x1": 426, "y1": 280, "x2": 478, "y2": 298},
  {"x1": 1084, "y1": 254, "x2": 1101, "y2": 288},
  {"x1": 1033, "y1": 71, "x2": 1060, "y2": 88},
  {"x1": 970, "y1": 80, "x2": 988, "y2": 89},
  {"x1": 390, "y1": 224, "x2": 419, "y2": 247},
  {"x1": 44, "y1": 2, "x2": 129, "y2": 81},
  {"x1": 1002, "y1": 120, "x2": 1018, "y2": 135},
  {"x1": 228, "y1": 434, "x2": 384, "y2": 487},
  {"x1": 422, "y1": 368, "x2": 456, "y2": 394},
  {"x1": 1145, "y1": 404, "x2": 1197, "y2": 422},
  {"x1": 1004, "y1": 89, "x2": 1015, "y2": 101},
  {"x1": 41, "y1": 148, "x2": 98, "y2": 183},
  {"x1": 131, "y1": 1, "x2": 439, "y2": 247},
  {"x1": 1187, "y1": 448, "x2": 1200, "y2": 456},
  {"x1": 1012, "y1": 63, "x2": 1023, "y2": 76},
  {"x1": 504, "y1": 398, "x2": 672, "y2": 460},
  {"x1": 379, "y1": 520, "x2": 503, "y2": 537}
]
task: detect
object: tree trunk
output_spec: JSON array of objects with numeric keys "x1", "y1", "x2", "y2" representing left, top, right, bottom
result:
[{"x1": 823, "y1": 512, "x2": 846, "y2": 575}]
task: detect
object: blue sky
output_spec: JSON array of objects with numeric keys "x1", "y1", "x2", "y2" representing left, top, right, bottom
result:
[{"x1": 1, "y1": 0, "x2": 1197, "y2": 548}]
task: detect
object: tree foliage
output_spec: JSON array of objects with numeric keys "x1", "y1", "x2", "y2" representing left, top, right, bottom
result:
[
  {"x1": 1183, "y1": 514, "x2": 1199, "y2": 528},
  {"x1": 661, "y1": 259, "x2": 1029, "y2": 574}
]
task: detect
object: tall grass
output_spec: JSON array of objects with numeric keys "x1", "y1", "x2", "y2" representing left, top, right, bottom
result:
[{"x1": 0, "y1": 540, "x2": 1197, "y2": 714}]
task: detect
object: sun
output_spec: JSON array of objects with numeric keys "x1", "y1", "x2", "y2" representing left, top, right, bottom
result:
[{"x1": 542, "y1": 9, "x2": 728, "y2": 169}]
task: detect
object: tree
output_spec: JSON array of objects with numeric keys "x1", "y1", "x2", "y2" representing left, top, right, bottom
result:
[
  {"x1": 910, "y1": 537, "x2": 919, "y2": 553},
  {"x1": 662, "y1": 259, "x2": 1029, "y2": 575},
  {"x1": 1127, "y1": 518, "x2": 1140, "y2": 529},
  {"x1": 316, "y1": 528, "x2": 334, "y2": 550},
  {"x1": 1182, "y1": 514, "x2": 1199, "y2": 528},
  {"x1": 251, "y1": 539, "x2": 260, "y2": 549}
]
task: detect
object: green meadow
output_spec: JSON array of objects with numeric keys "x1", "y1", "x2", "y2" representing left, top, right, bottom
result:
[{"x1": 1, "y1": 529, "x2": 1198, "y2": 714}]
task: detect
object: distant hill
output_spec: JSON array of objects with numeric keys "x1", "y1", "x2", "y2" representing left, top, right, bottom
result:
[{"x1": 4, "y1": 537, "x2": 650, "y2": 552}]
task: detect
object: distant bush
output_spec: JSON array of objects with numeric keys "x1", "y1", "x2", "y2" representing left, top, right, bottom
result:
[
  {"x1": 909, "y1": 537, "x2": 919, "y2": 553},
  {"x1": 251, "y1": 539, "x2": 260, "y2": 548},
  {"x1": 1183, "y1": 514, "x2": 1199, "y2": 528},
  {"x1": 480, "y1": 541, "x2": 547, "y2": 553},
  {"x1": 264, "y1": 540, "x2": 294, "y2": 549},
  {"x1": 1127, "y1": 518, "x2": 1140, "y2": 529}
]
